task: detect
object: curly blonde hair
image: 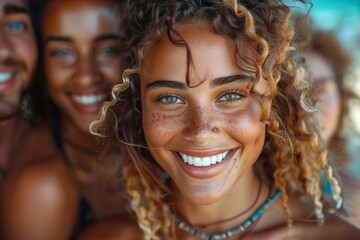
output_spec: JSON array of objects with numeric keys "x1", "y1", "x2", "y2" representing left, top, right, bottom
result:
[{"x1": 91, "y1": 0, "x2": 343, "y2": 239}]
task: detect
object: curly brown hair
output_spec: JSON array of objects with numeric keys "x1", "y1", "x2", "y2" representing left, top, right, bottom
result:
[
  {"x1": 91, "y1": 0, "x2": 343, "y2": 239},
  {"x1": 295, "y1": 15, "x2": 354, "y2": 167}
]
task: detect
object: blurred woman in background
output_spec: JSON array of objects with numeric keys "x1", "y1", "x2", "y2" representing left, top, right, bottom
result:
[{"x1": 2, "y1": 0, "x2": 129, "y2": 239}]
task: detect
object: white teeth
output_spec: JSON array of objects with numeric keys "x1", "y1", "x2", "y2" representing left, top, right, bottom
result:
[
  {"x1": 0, "y1": 73, "x2": 12, "y2": 83},
  {"x1": 71, "y1": 94, "x2": 107, "y2": 105},
  {"x1": 179, "y1": 150, "x2": 230, "y2": 167}
]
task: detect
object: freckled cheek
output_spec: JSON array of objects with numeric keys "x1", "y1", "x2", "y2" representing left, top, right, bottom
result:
[
  {"x1": 142, "y1": 110, "x2": 182, "y2": 148},
  {"x1": 225, "y1": 103, "x2": 265, "y2": 143}
]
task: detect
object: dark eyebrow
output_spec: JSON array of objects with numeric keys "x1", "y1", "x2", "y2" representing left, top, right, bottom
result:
[
  {"x1": 210, "y1": 74, "x2": 253, "y2": 88},
  {"x1": 3, "y1": 4, "x2": 29, "y2": 15},
  {"x1": 45, "y1": 34, "x2": 119, "y2": 44},
  {"x1": 146, "y1": 80, "x2": 187, "y2": 90},
  {"x1": 94, "y1": 34, "x2": 120, "y2": 42},
  {"x1": 45, "y1": 36, "x2": 73, "y2": 43},
  {"x1": 146, "y1": 74, "x2": 253, "y2": 90}
]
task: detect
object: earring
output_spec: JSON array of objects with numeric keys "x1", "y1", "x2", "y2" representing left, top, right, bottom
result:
[{"x1": 20, "y1": 93, "x2": 34, "y2": 121}]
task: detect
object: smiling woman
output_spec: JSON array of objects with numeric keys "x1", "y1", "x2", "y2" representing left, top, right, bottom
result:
[
  {"x1": 38, "y1": 0, "x2": 128, "y2": 235},
  {"x1": 2, "y1": 0, "x2": 129, "y2": 240},
  {"x1": 91, "y1": 0, "x2": 360, "y2": 239}
]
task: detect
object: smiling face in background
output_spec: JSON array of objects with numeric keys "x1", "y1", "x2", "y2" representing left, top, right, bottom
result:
[
  {"x1": 303, "y1": 50, "x2": 340, "y2": 143},
  {"x1": 0, "y1": 0, "x2": 37, "y2": 119},
  {"x1": 42, "y1": 0, "x2": 123, "y2": 133},
  {"x1": 141, "y1": 24, "x2": 267, "y2": 205}
]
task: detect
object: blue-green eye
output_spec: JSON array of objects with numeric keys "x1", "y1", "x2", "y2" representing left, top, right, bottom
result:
[
  {"x1": 7, "y1": 22, "x2": 26, "y2": 31},
  {"x1": 51, "y1": 48, "x2": 73, "y2": 57},
  {"x1": 157, "y1": 94, "x2": 185, "y2": 105},
  {"x1": 99, "y1": 47, "x2": 120, "y2": 56},
  {"x1": 217, "y1": 91, "x2": 244, "y2": 103}
]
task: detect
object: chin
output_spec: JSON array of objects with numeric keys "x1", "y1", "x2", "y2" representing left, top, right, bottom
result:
[{"x1": 177, "y1": 180, "x2": 232, "y2": 205}]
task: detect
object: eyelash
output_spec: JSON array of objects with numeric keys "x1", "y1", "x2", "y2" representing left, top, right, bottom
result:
[
  {"x1": 50, "y1": 48, "x2": 73, "y2": 57},
  {"x1": 217, "y1": 89, "x2": 246, "y2": 103},
  {"x1": 98, "y1": 46, "x2": 121, "y2": 57},
  {"x1": 155, "y1": 93, "x2": 185, "y2": 105},
  {"x1": 7, "y1": 22, "x2": 27, "y2": 31}
]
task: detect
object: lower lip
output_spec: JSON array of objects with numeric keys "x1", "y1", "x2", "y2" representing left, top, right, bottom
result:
[
  {"x1": 173, "y1": 149, "x2": 239, "y2": 179},
  {"x1": 68, "y1": 96, "x2": 105, "y2": 114},
  {"x1": 0, "y1": 76, "x2": 16, "y2": 91}
]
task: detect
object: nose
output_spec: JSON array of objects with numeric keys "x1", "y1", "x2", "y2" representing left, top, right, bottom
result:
[
  {"x1": 74, "y1": 55, "x2": 101, "y2": 87},
  {"x1": 0, "y1": 30, "x2": 14, "y2": 62},
  {"x1": 182, "y1": 105, "x2": 220, "y2": 145}
]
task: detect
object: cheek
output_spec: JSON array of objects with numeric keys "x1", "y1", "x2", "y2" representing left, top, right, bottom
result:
[
  {"x1": 99, "y1": 59, "x2": 123, "y2": 84},
  {"x1": 16, "y1": 36, "x2": 38, "y2": 83},
  {"x1": 44, "y1": 58, "x2": 70, "y2": 89},
  {"x1": 227, "y1": 102, "x2": 265, "y2": 139},
  {"x1": 142, "y1": 109, "x2": 182, "y2": 147}
]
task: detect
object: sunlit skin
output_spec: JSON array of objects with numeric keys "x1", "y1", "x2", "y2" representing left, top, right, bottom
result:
[
  {"x1": 42, "y1": 0, "x2": 123, "y2": 136},
  {"x1": 0, "y1": 0, "x2": 37, "y2": 119},
  {"x1": 303, "y1": 51, "x2": 341, "y2": 143},
  {"x1": 141, "y1": 24, "x2": 269, "y2": 231}
]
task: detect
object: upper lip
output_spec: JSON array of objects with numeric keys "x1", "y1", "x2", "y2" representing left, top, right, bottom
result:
[
  {"x1": 68, "y1": 89, "x2": 110, "y2": 95},
  {"x1": 174, "y1": 148, "x2": 236, "y2": 158}
]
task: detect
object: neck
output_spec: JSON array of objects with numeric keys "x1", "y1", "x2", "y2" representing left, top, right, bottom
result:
[
  {"x1": 0, "y1": 115, "x2": 22, "y2": 167},
  {"x1": 61, "y1": 115, "x2": 96, "y2": 151},
  {"x1": 173, "y1": 169, "x2": 270, "y2": 234}
]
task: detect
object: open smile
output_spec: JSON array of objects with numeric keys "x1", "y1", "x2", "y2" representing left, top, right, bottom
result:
[
  {"x1": 179, "y1": 150, "x2": 231, "y2": 167},
  {"x1": 173, "y1": 148, "x2": 239, "y2": 179},
  {"x1": 0, "y1": 72, "x2": 17, "y2": 91},
  {"x1": 70, "y1": 94, "x2": 107, "y2": 106},
  {"x1": 0, "y1": 73, "x2": 13, "y2": 83}
]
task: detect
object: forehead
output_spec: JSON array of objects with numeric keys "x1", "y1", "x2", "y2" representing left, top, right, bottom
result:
[
  {"x1": 142, "y1": 23, "x2": 255, "y2": 83},
  {"x1": 303, "y1": 50, "x2": 334, "y2": 81},
  {"x1": 42, "y1": 0, "x2": 119, "y2": 37}
]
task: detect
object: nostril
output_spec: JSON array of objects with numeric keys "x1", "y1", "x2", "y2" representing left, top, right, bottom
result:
[{"x1": 212, "y1": 127, "x2": 219, "y2": 133}]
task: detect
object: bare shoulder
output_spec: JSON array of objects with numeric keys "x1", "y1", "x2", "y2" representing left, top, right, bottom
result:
[
  {"x1": 249, "y1": 192, "x2": 360, "y2": 240},
  {"x1": 4, "y1": 120, "x2": 79, "y2": 215},
  {"x1": 2, "y1": 152, "x2": 79, "y2": 240},
  {"x1": 246, "y1": 215, "x2": 360, "y2": 240},
  {"x1": 76, "y1": 213, "x2": 143, "y2": 240}
]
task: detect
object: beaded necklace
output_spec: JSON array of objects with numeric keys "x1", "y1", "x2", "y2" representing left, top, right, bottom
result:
[{"x1": 175, "y1": 189, "x2": 282, "y2": 240}]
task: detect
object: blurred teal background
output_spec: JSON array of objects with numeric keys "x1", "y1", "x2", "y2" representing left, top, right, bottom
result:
[
  {"x1": 310, "y1": 0, "x2": 360, "y2": 53},
  {"x1": 308, "y1": 1, "x2": 360, "y2": 172},
  {"x1": 307, "y1": 0, "x2": 360, "y2": 107}
]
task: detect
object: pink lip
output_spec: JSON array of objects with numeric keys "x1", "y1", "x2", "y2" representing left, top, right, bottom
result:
[
  {"x1": 172, "y1": 148, "x2": 239, "y2": 180},
  {"x1": 69, "y1": 99, "x2": 103, "y2": 113},
  {"x1": 67, "y1": 91, "x2": 109, "y2": 114},
  {"x1": 0, "y1": 74, "x2": 17, "y2": 91}
]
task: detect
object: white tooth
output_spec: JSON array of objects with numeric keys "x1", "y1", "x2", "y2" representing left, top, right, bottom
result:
[
  {"x1": 179, "y1": 150, "x2": 232, "y2": 167},
  {"x1": 0, "y1": 73, "x2": 11, "y2": 83},
  {"x1": 180, "y1": 153, "x2": 188, "y2": 163},
  {"x1": 72, "y1": 94, "x2": 106, "y2": 105},
  {"x1": 202, "y1": 157, "x2": 211, "y2": 167},
  {"x1": 216, "y1": 154, "x2": 222, "y2": 163},
  {"x1": 188, "y1": 156, "x2": 194, "y2": 165},
  {"x1": 194, "y1": 157, "x2": 202, "y2": 167},
  {"x1": 211, "y1": 156, "x2": 217, "y2": 164},
  {"x1": 225, "y1": 150, "x2": 230, "y2": 157}
]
